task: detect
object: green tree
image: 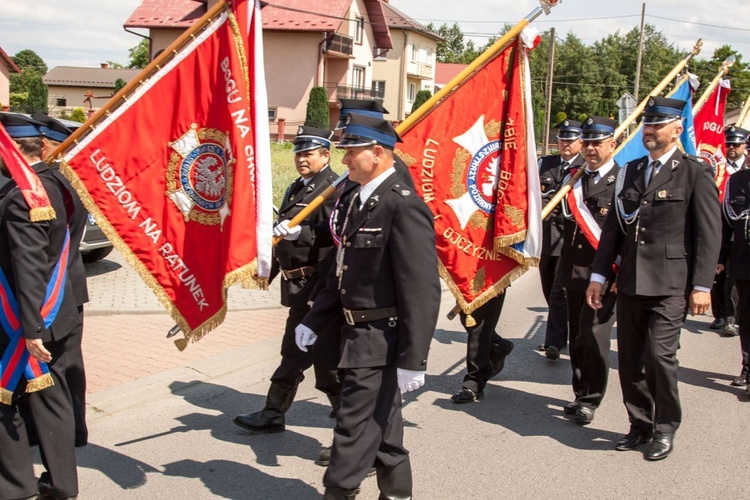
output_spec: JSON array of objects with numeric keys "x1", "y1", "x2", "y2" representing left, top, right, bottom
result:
[
  {"x1": 12, "y1": 49, "x2": 47, "y2": 75},
  {"x1": 114, "y1": 78, "x2": 127, "y2": 94},
  {"x1": 70, "y1": 108, "x2": 87, "y2": 123},
  {"x1": 429, "y1": 22, "x2": 466, "y2": 63},
  {"x1": 304, "y1": 86, "x2": 330, "y2": 129},
  {"x1": 106, "y1": 61, "x2": 126, "y2": 69},
  {"x1": 411, "y1": 89, "x2": 432, "y2": 114},
  {"x1": 24, "y1": 75, "x2": 48, "y2": 113},
  {"x1": 128, "y1": 39, "x2": 150, "y2": 69}
]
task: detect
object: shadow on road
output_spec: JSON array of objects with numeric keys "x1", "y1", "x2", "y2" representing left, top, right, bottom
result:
[
  {"x1": 162, "y1": 458, "x2": 319, "y2": 499},
  {"x1": 74, "y1": 443, "x2": 159, "y2": 489},
  {"x1": 84, "y1": 258, "x2": 122, "y2": 277}
]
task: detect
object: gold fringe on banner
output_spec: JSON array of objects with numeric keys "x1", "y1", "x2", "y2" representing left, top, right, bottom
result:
[
  {"x1": 0, "y1": 388, "x2": 12, "y2": 406},
  {"x1": 25, "y1": 373, "x2": 54, "y2": 393},
  {"x1": 438, "y1": 260, "x2": 528, "y2": 319},
  {"x1": 29, "y1": 206, "x2": 57, "y2": 222}
]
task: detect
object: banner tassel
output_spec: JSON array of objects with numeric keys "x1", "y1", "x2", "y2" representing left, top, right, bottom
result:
[
  {"x1": 25, "y1": 373, "x2": 54, "y2": 393},
  {"x1": 464, "y1": 314, "x2": 476, "y2": 328},
  {"x1": 0, "y1": 388, "x2": 12, "y2": 406}
]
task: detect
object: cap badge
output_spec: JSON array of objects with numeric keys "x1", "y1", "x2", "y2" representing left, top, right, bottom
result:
[
  {"x1": 648, "y1": 98, "x2": 655, "y2": 106},
  {"x1": 563, "y1": 120, "x2": 570, "y2": 126},
  {"x1": 586, "y1": 117, "x2": 593, "y2": 125},
  {"x1": 297, "y1": 125, "x2": 304, "y2": 135}
]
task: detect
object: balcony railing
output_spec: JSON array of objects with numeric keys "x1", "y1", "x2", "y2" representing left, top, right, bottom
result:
[
  {"x1": 323, "y1": 34, "x2": 353, "y2": 57},
  {"x1": 407, "y1": 61, "x2": 433, "y2": 79},
  {"x1": 323, "y1": 82, "x2": 385, "y2": 103}
]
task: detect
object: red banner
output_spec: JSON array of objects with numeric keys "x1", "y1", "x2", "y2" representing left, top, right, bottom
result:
[
  {"x1": 395, "y1": 33, "x2": 541, "y2": 314},
  {"x1": 694, "y1": 79, "x2": 731, "y2": 199},
  {"x1": 0, "y1": 125, "x2": 55, "y2": 222},
  {"x1": 62, "y1": 1, "x2": 272, "y2": 347}
]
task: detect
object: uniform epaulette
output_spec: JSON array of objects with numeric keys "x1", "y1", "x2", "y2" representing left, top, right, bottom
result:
[{"x1": 682, "y1": 153, "x2": 704, "y2": 163}]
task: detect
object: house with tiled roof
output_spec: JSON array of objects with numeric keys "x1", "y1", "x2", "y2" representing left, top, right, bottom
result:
[
  {"x1": 373, "y1": 1, "x2": 440, "y2": 120},
  {"x1": 435, "y1": 62, "x2": 468, "y2": 92},
  {"x1": 0, "y1": 46, "x2": 22, "y2": 111},
  {"x1": 125, "y1": 0, "x2": 401, "y2": 138},
  {"x1": 43, "y1": 64, "x2": 141, "y2": 115}
]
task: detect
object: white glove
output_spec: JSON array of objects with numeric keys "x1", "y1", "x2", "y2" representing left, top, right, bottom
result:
[
  {"x1": 397, "y1": 368, "x2": 425, "y2": 393},
  {"x1": 273, "y1": 220, "x2": 302, "y2": 241},
  {"x1": 295, "y1": 324, "x2": 317, "y2": 352}
]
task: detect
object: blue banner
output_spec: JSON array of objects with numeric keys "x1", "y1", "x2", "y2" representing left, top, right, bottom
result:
[{"x1": 615, "y1": 78, "x2": 697, "y2": 166}]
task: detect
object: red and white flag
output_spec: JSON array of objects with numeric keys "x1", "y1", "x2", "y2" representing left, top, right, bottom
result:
[
  {"x1": 694, "y1": 78, "x2": 731, "y2": 199},
  {"x1": 395, "y1": 27, "x2": 542, "y2": 315},
  {"x1": 61, "y1": 0, "x2": 272, "y2": 347}
]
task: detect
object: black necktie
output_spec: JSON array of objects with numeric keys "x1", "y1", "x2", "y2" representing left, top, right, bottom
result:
[
  {"x1": 561, "y1": 160, "x2": 569, "y2": 171},
  {"x1": 350, "y1": 192, "x2": 361, "y2": 220},
  {"x1": 583, "y1": 170, "x2": 595, "y2": 196},
  {"x1": 648, "y1": 160, "x2": 660, "y2": 186}
]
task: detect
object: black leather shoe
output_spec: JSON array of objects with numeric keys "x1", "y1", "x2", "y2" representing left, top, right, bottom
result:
[
  {"x1": 709, "y1": 317, "x2": 725, "y2": 330},
  {"x1": 730, "y1": 375, "x2": 748, "y2": 387},
  {"x1": 233, "y1": 411, "x2": 285, "y2": 433},
  {"x1": 575, "y1": 406, "x2": 595, "y2": 425},
  {"x1": 563, "y1": 401, "x2": 580, "y2": 415},
  {"x1": 721, "y1": 323, "x2": 738, "y2": 337},
  {"x1": 451, "y1": 387, "x2": 483, "y2": 403},
  {"x1": 316, "y1": 447, "x2": 331, "y2": 466},
  {"x1": 615, "y1": 430, "x2": 651, "y2": 451},
  {"x1": 545, "y1": 345, "x2": 560, "y2": 360},
  {"x1": 646, "y1": 432, "x2": 674, "y2": 461},
  {"x1": 490, "y1": 339, "x2": 515, "y2": 378}
]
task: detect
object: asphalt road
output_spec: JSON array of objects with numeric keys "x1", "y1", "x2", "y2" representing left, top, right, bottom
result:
[{"x1": 60, "y1": 262, "x2": 748, "y2": 499}]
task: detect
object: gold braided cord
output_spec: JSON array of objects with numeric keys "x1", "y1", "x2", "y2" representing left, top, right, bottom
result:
[{"x1": 226, "y1": 11, "x2": 251, "y2": 104}]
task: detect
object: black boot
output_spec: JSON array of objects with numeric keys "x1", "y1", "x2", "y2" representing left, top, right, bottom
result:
[
  {"x1": 316, "y1": 446, "x2": 332, "y2": 466},
  {"x1": 323, "y1": 487, "x2": 359, "y2": 499},
  {"x1": 377, "y1": 457, "x2": 413, "y2": 500},
  {"x1": 490, "y1": 338, "x2": 515, "y2": 378},
  {"x1": 233, "y1": 382, "x2": 298, "y2": 433},
  {"x1": 328, "y1": 394, "x2": 341, "y2": 418}
]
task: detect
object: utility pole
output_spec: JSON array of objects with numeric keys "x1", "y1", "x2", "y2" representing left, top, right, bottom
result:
[
  {"x1": 542, "y1": 27, "x2": 556, "y2": 156},
  {"x1": 634, "y1": 3, "x2": 646, "y2": 100}
]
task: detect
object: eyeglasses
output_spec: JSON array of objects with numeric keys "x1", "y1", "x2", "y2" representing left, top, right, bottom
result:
[{"x1": 726, "y1": 143, "x2": 745, "y2": 148}]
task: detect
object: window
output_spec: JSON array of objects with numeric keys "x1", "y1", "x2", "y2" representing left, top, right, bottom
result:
[
  {"x1": 426, "y1": 48, "x2": 433, "y2": 62},
  {"x1": 410, "y1": 44, "x2": 419, "y2": 61},
  {"x1": 355, "y1": 16, "x2": 364, "y2": 45},
  {"x1": 372, "y1": 80, "x2": 386, "y2": 100},
  {"x1": 373, "y1": 48, "x2": 387, "y2": 61},
  {"x1": 55, "y1": 98, "x2": 67, "y2": 107},
  {"x1": 352, "y1": 66, "x2": 365, "y2": 90},
  {"x1": 268, "y1": 107, "x2": 277, "y2": 121},
  {"x1": 408, "y1": 83, "x2": 417, "y2": 102}
]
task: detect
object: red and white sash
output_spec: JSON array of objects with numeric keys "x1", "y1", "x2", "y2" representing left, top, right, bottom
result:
[{"x1": 566, "y1": 176, "x2": 601, "y2": 249}]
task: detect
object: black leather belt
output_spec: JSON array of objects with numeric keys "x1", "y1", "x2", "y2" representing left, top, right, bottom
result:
[
  {"x1": 280, "y1": 266, "x2": 317, "y2": 280},
  {"x1": 342, "y1": 307, "x2": 398, "y2": 326}
]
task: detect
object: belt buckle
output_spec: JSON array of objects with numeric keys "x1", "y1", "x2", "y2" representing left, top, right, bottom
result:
[
  {"x1": 280, "y1": 268, "x2": 291, "y2": 280},
  {"x1": 343, "y1": 309, "x2": 355, "y2": 326}
]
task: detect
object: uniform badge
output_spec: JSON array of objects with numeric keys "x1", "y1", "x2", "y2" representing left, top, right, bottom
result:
[
  {"x1": 401, "y1": 190, "x2": 411, "y2": 196},
  {"x1": 599, "y1": 208, "x2": 609, "y2": 215},
  {"x1": 541, "y1": 185, "x2": 547, "y2": 192},
  {"x1": 657, "y1": 190, "x2": 667, "y2": 199},
  {"x1": 607, "y1": 174, "x2": 615, "y2": 184},
  {"x1": 167, "y1": 123, "x2": 235, "y2": 228},
  {"x1": 671, "y1": 159, "x2": 679, "y2": 170}
]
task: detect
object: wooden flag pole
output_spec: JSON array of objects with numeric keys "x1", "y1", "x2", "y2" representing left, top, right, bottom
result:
[
  {"x1": 735, "y1": 95, "x2": 750, "y2": 127},
  {"x1": 541, "y1": 39, "x2": 703, "y2": 220},
  {"x1": 692, "y1": 55, "x2": 735, "y2": 115}
]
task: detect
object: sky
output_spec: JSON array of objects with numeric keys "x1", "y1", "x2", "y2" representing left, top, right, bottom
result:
[{"x1": 1, "y1": 1, "x2": 749, "y2": 69}]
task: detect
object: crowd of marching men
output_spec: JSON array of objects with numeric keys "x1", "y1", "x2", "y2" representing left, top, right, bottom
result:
[{"x1": 1, "y1": 90, "x2": 749, "y2": 498}]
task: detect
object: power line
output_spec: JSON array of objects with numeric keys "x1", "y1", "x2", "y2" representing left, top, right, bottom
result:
[
  {"x1": 647, "y1": 15, "x2": 750, "y2": 32},
  {"x1": 416, "y1": 15, "x2": 640, "y2": 24}
]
